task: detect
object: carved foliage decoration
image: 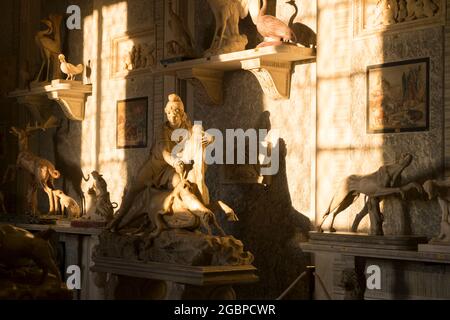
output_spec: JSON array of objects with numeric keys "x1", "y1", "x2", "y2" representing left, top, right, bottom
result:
[
  {"x1": 111, "y1": 28, "x2": 156, "y2": 78},
  {"x1": 354, "y1": 0, "x2": 444, "y2": 37}
]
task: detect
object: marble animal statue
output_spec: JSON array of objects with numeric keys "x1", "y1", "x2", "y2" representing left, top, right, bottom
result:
[
  {"x1": 286, "y1": 0, "x2": 316, "y2": 48},
  {"x1": 8, "y1": 121, "x2": 60, "y2": 216},
  {"x1": 53, "y1": 122, "x2": 91, "y2": 216},
  {"x1": 0, "y1": 224, "x2": 61, "y2": 283},
  {"x1": 205, "y1": 0, "x2": 251, "y2": 55},
  {"x1": 405, "y1": 0, "x2": 417, "y2": 20},
  {"x1": 166, "y1": 0, "x2": 196, "y2": 58},
  {"x1": 34, "y1": 14, "x2": 63, "y2": 82},
  {"x1": 423, "y1": 179, "x2": 450, "y2": 242},
  {"x1": 255, "y1": 0, "x2": 297, "y2": 48},
  {"x1": 59, "y1": 54, "x2": 84, "y2": 81},
  {"x1": 318, "y1": 153, "x2": 422, "y2": 235},
  {"x1": 126, "y1": 178, "x2": 237, "y2": 241},
  {"x1": 423, "y1": 0, "x2": 438, "y2": 17},
  {"x1": 414, "y1": 0, "x2": 425, "y2": 18},
  {"x1": 89, "y1": 171, "x2": 117, "y2": 222},
  {"x1": 53, "y1": 189, "x2": 81, "y2": 219},
  {"x1": 397, "y1": 0, "x2": 408, "y2": 22},
  {"x1": 111, "y1": 125, "x2": 238, "y2": 239},
  {"x1": 381, "y1": 0, "x2": 398, "y2": 25}
]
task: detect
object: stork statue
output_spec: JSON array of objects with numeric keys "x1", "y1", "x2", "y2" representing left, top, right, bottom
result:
[
  {"x1": 34, "y1": 14, "x2": 63, "y2": 82},
  {"x1": 255, "y1": 0, "x2": 297, "y2": 47}
]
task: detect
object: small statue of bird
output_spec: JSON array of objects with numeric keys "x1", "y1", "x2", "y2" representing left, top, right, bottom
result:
[
  {"x1": 256, "y1": 0, "x2": 297, "y2": 47},
  {"x1": 58, "y1": 54, "x2": 84, "y2": 81}
]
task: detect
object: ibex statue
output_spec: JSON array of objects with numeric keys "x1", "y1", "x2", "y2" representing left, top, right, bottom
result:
[{"x1": 8, "y1": 118, "x2": 60, "y2": 216}]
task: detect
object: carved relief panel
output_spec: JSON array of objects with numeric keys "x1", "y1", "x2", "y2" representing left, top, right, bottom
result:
[
  {"x1": 354, "y1": 0, "x2": 445, "y2": 37},
  {"x1": 111, "y1": 28, "x2": 156, "y2": 78}
]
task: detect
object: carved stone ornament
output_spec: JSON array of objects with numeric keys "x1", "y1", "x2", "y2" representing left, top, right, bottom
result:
[{"x1": 354, "y1": 0, "x2": 444, "y2": 37}]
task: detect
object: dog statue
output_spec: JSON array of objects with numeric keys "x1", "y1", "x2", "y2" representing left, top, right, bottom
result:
[
  {"x1": 53, "y1": 190, "x2": 81, "y2": 219},
  {"x1": 423, "y1": 179, "x2": 450, "y2": 242},
  {"x1": 318, "y1": 153, "x2": 422, "y2": 235}
]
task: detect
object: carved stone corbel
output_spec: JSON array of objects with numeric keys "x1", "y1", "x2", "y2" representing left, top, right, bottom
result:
[
  {"x1": 241, "y1": 58, "x2": 292, "y2": 100},
  {"x1": 9, "y1": 80, "x2": 92, "y2": 121},
  {"x1": 176, "y1": 68, "x2": 224, "y2": 105}
]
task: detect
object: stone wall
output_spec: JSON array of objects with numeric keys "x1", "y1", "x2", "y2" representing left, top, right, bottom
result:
[
  {"x1": 317, "y1": 0, "x2": 445, "y2": 237},
  {"x1": 2, "y1": 0, "x2": 447, "y2": 300},
  {"x1": 193, "y1": 0, "x2": 316, "y2": 299}
]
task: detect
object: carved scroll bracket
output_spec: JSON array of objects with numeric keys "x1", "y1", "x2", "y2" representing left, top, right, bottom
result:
[
  {"x1": 156, "y1": 44, "x2": 316, "y2": 105},
  {"x1": 9, "y1": 80, "x2": 92, "y2": 121},
  {"x1": 176, "y1": 68, "x2": 224, "y2": 105},
  {"x1": 241, "y1": 58, "x2": 292, "y2": 100}
]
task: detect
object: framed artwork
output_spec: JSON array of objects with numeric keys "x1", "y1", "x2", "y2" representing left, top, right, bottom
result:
[
  {"x1": 0, "y1": 125, "x2": 6, "y2": 159},
  {"x1": 367, "y1": 58, "x2": 429, "y2": 134},
  {"x1": 116, "y1": 97, "x2": 148, "y2": 149}
]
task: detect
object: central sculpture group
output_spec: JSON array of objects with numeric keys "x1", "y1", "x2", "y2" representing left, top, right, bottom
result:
[{"x1": 108, "y1": 94, "x2": 238, "y2": 240}]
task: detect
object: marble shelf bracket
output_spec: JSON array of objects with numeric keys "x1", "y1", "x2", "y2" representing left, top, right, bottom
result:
[
  {"x1": 8, "y1": 80, "x2": 92, "y2": 121},
  {"x1": 176, "y1": 68, "x2": 224, "y2": 105},
  {"x1": 241, "y1": 58, "x2": 292, "y2": 100}
]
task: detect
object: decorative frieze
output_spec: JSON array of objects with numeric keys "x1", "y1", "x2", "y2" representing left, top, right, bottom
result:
[{"x1": 354, "y1": 0, "x2": 445, "y2": 37}]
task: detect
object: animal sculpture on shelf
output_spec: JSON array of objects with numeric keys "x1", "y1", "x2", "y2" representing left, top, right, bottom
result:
[
  {"x1": 166, "y1": 0, "x2": 196, "y2": 58},
  {"x1": 0, "y1": 224, "x2": 61, "y2": 283},
  {"x1": 397, "y1": 0, "x2": 408, "y2": 22},
  {"x1": 255, "y1": 0, "x2": 297, "y2": 47},
  {"x1": 318, "y1": 153, "x2": 422, "y2": 235},
  {"x1": 53, "y1": 190, "x2": 81, "y2": 219},
  {"x1": 58, "y1": 54, "x2": 84, "y2": 81},
  {"x1": 423, "y1": 179, "x2": 450, "y2": 242},
  {"x1": 129, "y1": 176, "x2": 238, "y2": 242},
  {"x1": 286, "y1": 0, "x2": 316, "y2": 48},
  {"x1": 205, "y1": 0, "x2": 253, "y2": 55},
  {"x1": 7, "y1": 118, "x2": 60, "y2": 216},
  {"x1": 88, "y1": 171, "x2": 117, "y2": 222},
  {"x1": 423, "y1": 0, "x2": 438, "y2": 18},
  {"x1": 34, "y1": 14, "x2": 63, "y2": 82}
]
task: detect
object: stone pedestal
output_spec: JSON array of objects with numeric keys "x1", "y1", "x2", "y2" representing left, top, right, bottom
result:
[
  {"x1": 91, "y1": 256, "x2": 258, "y2": 300},
  {"x1": 302, "y1": 232, "x2": 450, "y2": 300},
  {"x1": 418, "y1": 242, "x2": 450, "y2": 253},
  {"x1": 13, "y1": 223, "x2": 104, "y2": 300}
]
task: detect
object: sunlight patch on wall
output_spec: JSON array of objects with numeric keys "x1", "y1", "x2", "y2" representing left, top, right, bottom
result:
[
  {"x1": 81, "y1": 9, "x2": 99, "y2": 173},
  {"x1": 81, "y1": 2, "x2": 129, "y2": 205},
  {"x1": 315, "y1": 0, "x2": 385, "y2": 232}
]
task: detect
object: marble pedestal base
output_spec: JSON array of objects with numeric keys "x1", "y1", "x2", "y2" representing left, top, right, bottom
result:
[
  {"x1": 92, "y1": 256, "x2": 258, "y2": 300},
  {"x1": 302, "y1": 232, "x2": 450, "y2": 300},
  {"x1": 418, "y1": 242, "x2": 450, "y2": 253}
]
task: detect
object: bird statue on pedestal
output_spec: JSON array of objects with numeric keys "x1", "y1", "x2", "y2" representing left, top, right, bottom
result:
[
  {"x1": 255, "y1": 0, "x2": 297, "y2": 47},
  {"x1": 58, "y1": 54, "x2": 84, "y2": 81}
]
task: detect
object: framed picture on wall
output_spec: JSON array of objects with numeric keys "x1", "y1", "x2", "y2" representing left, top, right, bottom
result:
[
  {"x1": 116, "y1": 97, "x2": 148, "y2": 149},
  {"x1": 0, "y1": 125, "x2": 6, "y2": 159},
  {"x1": 367, "y1": 58, "x2": 429, "y2": 134}
]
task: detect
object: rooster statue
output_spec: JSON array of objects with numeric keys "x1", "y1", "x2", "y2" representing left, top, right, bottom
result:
[{"x1": 58, "y1": 54, "x2": 84, "y2": 81}]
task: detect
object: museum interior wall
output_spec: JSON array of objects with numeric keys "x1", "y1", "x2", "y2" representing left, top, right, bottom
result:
[{"x1": 1, "y1": 0, "x2": 450, "y2": 300}]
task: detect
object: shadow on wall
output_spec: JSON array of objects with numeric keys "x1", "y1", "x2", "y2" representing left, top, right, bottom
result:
[{"x1": 230, "y1": 138, "x2": 313, "y2": 299}]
